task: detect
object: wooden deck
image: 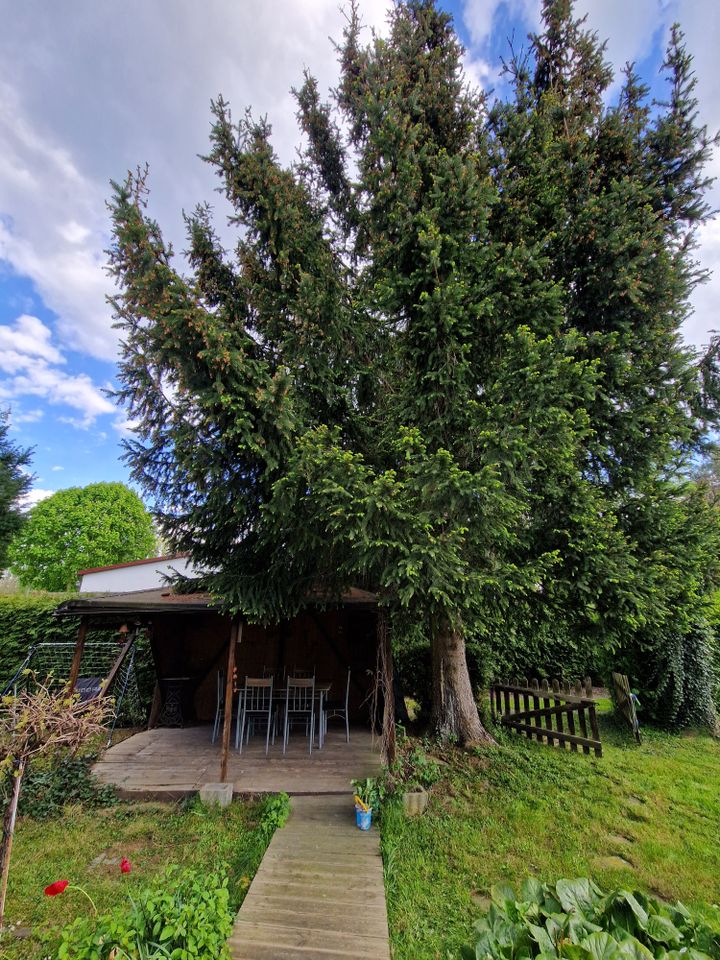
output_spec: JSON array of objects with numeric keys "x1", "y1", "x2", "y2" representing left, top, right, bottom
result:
[
  {"x1": 229, "y1": 795, "x2": 390, "y2": 960},
  {"x1": 93, "y1": 725, "x2": 381, "y2": 797}
]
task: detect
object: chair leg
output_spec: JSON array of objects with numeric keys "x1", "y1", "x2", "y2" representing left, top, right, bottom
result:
[
  {"x1": 237, "y1": 703, "x2": 246, "y2": 754},
  {"x1": 345, "y1": 710, "x2": 350, "y2": 743},
  {"x1": 283, "y1": 708, "x2": 289, "y2": 754},
  {"x1": 265, "y1": 704, "x2": 271, "y2": 756},
  {"x1": 309, "y1": 706, "x2": 315, "y2": 756}
]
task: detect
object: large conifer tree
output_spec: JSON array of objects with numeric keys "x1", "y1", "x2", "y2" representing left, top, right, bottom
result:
[{"x1": 109, "y1": 0, "x2": 719, "y2": 740}]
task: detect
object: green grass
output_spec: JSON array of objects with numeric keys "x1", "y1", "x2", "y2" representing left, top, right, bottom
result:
[
  {"x1": 1, "y1": 795, "x2": 274, "y2": 959},
  {"x1": 381, "y1": 711, "x2": 720, "y2": 960}
]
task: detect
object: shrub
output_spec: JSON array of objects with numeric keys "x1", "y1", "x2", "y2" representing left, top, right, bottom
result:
[
  {"x1": 57, "y1": 867, "x2": 233, "y2": 960},
  {"x1": 14, "y1": 753, "x2": 118, "y2": 819},
  {"x1": 0, "y1": 593, "x2": 79, "y2": 689},
  {"x1": 463, "y1": 877, "x2": 720, "y2": 960}
]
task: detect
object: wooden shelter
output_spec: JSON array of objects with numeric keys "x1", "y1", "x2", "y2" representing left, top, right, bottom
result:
[{"x1": 54, "y1": 586, "x2": 394, "y2": 794}]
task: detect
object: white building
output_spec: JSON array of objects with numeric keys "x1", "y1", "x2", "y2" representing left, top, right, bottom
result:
[{"x1": 78, "y1": 554, "x2": 200, "y2": 593}]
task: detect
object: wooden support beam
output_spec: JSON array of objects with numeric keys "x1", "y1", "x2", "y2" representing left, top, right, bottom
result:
[
  {"x1": 220, "y1": 618, "x2": 241, "y2": 784},
  {"x1": 99, "y1": 633, "x2": 136, "y2": 699},
  {"x1": 67, "y1": 618, "x2": 88, "y2": 693}
]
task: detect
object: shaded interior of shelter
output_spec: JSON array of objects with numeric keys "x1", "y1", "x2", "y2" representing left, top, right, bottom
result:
[
  {"x1": 55, "y1": 590, "x2": 385, "y2": 796},
  {"x1": 149, "y1": 606, "x2": 378, "y2": 728}
]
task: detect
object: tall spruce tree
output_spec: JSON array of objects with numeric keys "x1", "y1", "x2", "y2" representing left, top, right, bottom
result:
[
  {"x1": 109, "y1": 0, "x2": 720, "y2": 740},
  {"x1": 0, "y1": 412, "x2": 32, "y2": 570}
]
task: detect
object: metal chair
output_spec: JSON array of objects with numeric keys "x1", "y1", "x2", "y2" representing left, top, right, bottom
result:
[
  {"x1": 283, "y1": 677, "x2": 315, "y2": 755},
  {"x1": 211, "y1": 668, "x2": 225, "y2": 743},
  {"x1": 291, "y1": 667, "x2": 315, "y2": 678},
  {"x1": 324, "y1": 668, "x2": 351, "y2": 743},
  {"x1": 236, "y1": 677, "x2": 275, "y2": 755}
]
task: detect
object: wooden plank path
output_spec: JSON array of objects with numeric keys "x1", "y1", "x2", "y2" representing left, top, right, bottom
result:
[{"x1": 229, "y1": 795, "x2": 391, "y2": 960}]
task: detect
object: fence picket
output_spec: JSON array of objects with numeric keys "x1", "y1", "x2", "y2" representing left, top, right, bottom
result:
[{"x1": 490, "y1": 677, "x2": 602, "y2": 758}]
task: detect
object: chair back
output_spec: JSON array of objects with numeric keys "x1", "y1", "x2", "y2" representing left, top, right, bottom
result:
[
  {"x1": 286, "y1": 676, "x2": 315, "y2": 712},
  {"x1": 291, "y1": 667, "x2": 314, "y2": 679},
  {"x1": 244, "y1": 676, "x2": 273, "y2": 712}
]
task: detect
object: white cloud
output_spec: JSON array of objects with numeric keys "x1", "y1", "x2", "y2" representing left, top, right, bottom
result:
[
  {"x1": 9, "y1": 406, "x2": 44, "y2": 424},
  {"x1": 0, "y1": 314, "x2": 116, "y2": 427},
  {"x1": 0, "y1": 0, "x2": 390, "y2": 365},
  {"x1": 51, "y1": 465, "x2": 64, "y2": 471},
  {"x1": 19, "y1": 487, "x2": 54, "y2": 510}
]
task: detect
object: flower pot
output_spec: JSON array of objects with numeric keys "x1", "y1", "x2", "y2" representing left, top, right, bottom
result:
[
  {"x1": 402, "y1": 788, "x2": 428, "y2": 816},
  {"x1": 355, "y1": 806, "x2": 373, "y2": 830}
]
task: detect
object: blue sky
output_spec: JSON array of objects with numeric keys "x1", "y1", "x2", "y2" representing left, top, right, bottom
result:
[{"x1": 1, "y1": 0, "x2": 719, "y2": 508}]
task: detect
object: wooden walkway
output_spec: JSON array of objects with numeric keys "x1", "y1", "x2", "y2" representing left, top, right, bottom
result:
[
  {"x1": 229, "y1": 795, "x2": 390, "y2": 960},
  {"x1": 93, "y1": 726, "x2": 380, "y2": 797}
]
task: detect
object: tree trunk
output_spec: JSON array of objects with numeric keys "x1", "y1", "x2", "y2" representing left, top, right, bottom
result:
[
  {"x1": 430, "y1": 617, "x2": 494, "y2": 746},
  {"x1": 0, "y1": 758, "x2": 25, "y2": 932}
]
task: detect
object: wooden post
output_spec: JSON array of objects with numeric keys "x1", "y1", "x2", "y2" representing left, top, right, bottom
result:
[
  {"x1": 67, "y1": 618, "x2": 88, "y2": 692},
  {"x1": 0, "y1": 758, "x2": 25, "y2": 931},
  {"x1": 379, "y1": 610, "x2": 396, "y2": 765},
  {"x1": 98, "y1": 633, "x2": 136, "y2": 699},
  {"x1": 220, "y1": 619, "x2": 241, "y2": 784}
]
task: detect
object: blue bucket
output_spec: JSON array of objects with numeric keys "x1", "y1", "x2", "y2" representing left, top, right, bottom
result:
[{"x1": 355, "y1": 807, "x2": 373, "y2": 830}]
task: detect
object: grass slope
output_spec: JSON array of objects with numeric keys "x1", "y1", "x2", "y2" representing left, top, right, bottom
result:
[
  {"x1": 1, "y1": 796, "x2": 273, "y2": 959},
  {"x1": 382, "y1": 712, "x2": 720, "y2": 960}
]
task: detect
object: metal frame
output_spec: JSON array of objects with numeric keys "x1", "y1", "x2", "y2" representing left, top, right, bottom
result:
[
  {"x1": 324, "y1": 667, "x2": 351, "y2": 743},
  {"x1": 236, "y1": 677, "x2": 275, "y2": 756},
  {"x1": 283, "y1": 677, "x2": 315, "y2": 755}
]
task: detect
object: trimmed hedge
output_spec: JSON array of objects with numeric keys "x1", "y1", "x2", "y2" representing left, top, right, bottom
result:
[{"x1": 0, "y1": 593, "x2": 80, "y2": 689}]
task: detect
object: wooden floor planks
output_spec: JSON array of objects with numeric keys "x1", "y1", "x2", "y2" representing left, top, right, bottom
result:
[
  {"x1": 93, "y1": 725, "x2": 380, "y2": 796},
  {"x1": 229, "y1": 795, "x2": 390, "y2": 960}
]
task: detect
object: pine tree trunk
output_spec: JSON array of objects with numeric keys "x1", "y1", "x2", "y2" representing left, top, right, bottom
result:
[{"x1": 430, "y1": 617, "x2": 495, "y2": 746}]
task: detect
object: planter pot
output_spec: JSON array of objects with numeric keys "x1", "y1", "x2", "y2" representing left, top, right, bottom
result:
[
  {"x1": 402, "y1": 788, "x2": 428, "y2": 817},
  {"x1": 355, "y1": 806, "x2": 373, "y2": 830}
]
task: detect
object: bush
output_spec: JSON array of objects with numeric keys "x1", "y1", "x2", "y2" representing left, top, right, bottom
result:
[
  {"x1": 14, "y1": 753, "x2": 117, "y2": 819},
  {"x1": 57, "y1": 867, "x2": 233, "y2": 960},
  {"x1": 463, "y1": 877, "x2": 720, "y2": 960},
  {"x1": 0, "y1": 593, "x2": 80, "y2": 689}
]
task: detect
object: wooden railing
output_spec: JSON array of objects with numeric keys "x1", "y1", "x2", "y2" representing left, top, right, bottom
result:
[{"x1": 490, "y1": 677, "x2": 602, "y2": 757}]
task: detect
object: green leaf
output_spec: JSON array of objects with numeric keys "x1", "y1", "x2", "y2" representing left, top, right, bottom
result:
[
  {"x1": 582, "y1": 931, "x2": 621, "y2": 960},
  {"x1": 645, "y1": 916, "x2": 682, "y2": 945}
]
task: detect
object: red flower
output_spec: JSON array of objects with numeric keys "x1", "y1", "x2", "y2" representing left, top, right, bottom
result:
[
  {"x1": 120, "y1": 857, "x2": 131, "y2": 874},
  {"x1": 44, "y1": 880, "x2": 69, "y2": 897}
]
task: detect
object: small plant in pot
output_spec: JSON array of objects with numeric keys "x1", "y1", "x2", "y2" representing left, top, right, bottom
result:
[
  {"x1": 351, "y1": 777, "x2": 384, "y2": 830},
  {"x1": 389, "y1": 742, "x2": 440, "y2": 817}
]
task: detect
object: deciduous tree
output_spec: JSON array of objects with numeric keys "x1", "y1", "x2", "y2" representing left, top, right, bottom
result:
[{"x1": 8, "y1": 482, "x2": 156, "y2": 591}]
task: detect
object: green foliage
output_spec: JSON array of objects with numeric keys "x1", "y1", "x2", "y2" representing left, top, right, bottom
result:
[
  {"x1": 257, "y1": 791, "x2": 290, "y2": 837},
  {"x1": 0, "y1": 410, "x2": 33, "y2": 569},
  {"x1": 0, "y1": 593, "x2": 79, "y2": 689},
  {"x1": 8, "y1": 482, "x2": 157, "y2": 592},
  {"x1": 352, "y1": 776, "x2": 386, "y2": 812},
  {"x1": 56, "y1": 868, "x2": 233, "y2": 960},
  {"x1": 381, "y1": 724, "x2": 720, "y2": 960},
  {"x1": 13, "y1": 753, "x2": 118, "y2": 820},
  {"x1": 463, "y1": 877, "x2": 720, "y2": 960},
  {"x1": 108, "y1": 0, "x2": 720, "y2": 735}
]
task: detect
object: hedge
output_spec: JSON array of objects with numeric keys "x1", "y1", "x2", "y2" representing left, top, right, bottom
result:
[{"x1": 0, "y1": 593, "x2": 81, "y2": 689}]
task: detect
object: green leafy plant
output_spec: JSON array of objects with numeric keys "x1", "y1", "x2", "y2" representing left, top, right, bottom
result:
[
  {"x1": 463, "y1": 877, "x2": 720, "y2": 960},
  {"x1": 57, "y1": 867, "x2": 233, "y2": 960},
  {"x1": 352, "y1": 777, "x2": 386, "y2": 811},
  {"x1": 390, "y1": 743, "x2": 441, "y2": 792},
  {"x1": 10, "y1": 753, "x2": 118, "y2": 820},
  {"x1": 259, "y1": 792, "x2": 290, "y2": 837}
]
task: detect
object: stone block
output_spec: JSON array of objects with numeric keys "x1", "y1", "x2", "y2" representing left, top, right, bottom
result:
[{"x1": 199, "y1": 782, "x2": 233, "y2": 809}]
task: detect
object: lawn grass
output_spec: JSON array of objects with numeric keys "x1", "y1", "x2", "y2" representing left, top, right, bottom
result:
[
  {"x1": 1, "y1": 795, "x2": 273, "y2": 959},
  {"x1": 381, "y1": 709, "x2": 720, "y2": 960}
]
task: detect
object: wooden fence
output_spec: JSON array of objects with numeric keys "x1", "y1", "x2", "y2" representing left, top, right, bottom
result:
[
  {"x1": 490, "y1": 677, "x2": 602, "y2": 757},
  {"x1": 611, "y1": 672, "x2": 641, "y2": 744}
]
